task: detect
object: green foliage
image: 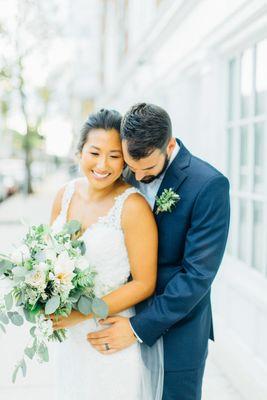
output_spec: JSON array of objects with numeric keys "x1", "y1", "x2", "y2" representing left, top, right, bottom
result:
[
  {"x1": 4, "y1": 292, "x2": 13, "y2": 311},
  {"x1": 0, "y1": 259, "x2": 14, "y2": 276},
  {"x1": 155, "y1": 188, "x2": 180, "y2": 215},
  {"x1": 45, "y1": 295, "x2": 60, "y2": 315},
  {"x1": 92, "y1": 298, "x2": 109, "y2": 319},
  {"x1": 72, "y1": 239, "x2": 86, "y2": 255},
  {"x1": 29, "y1": 302, "x2": 42, "y2": 314},
  {"x1": 12, "y1": 359, "x2": 27, "y2": 383},
  {"x1": 7, "y1": 312, "x2": 24, "y2": 326},
  {"x1": 30, "y1": 326, "x2": 36, "y2": 338},
  {"x1": 12, "y1": 266, "x2": 28, "y2": 277},
  {"x1": 23, "y1": 308, "x2": 36, "y2": 323},
  {"x1": 56, "y1": 303, "x2": 72, "y2": 318},
  {"x1": 37, "y1": 342, "x2": 49, "y2": 362},
  {"x1": 73, "y1": 268, "x2": 95, "y2": 289},
  {"x1": 24, "y1": 338, "x2": 37, "y2": 360},
  {"x1": 77, "y1": 296, "x2": 92, "y2": 316},
  {"x1": 63, "y1": 220, "x2": 81, "y2": 236},
  {"x1": 0, "y1": 311, "x2": 9, "y2": 325}
]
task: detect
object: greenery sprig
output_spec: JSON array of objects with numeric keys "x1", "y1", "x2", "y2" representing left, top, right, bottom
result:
[{"x1": 155, "y1": 188, "x2": 180, "y2": 215}]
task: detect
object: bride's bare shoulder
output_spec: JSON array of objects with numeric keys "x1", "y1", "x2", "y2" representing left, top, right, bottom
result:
[{"x1": 50, "y1": 179, "x2": 75, "y2": 223}]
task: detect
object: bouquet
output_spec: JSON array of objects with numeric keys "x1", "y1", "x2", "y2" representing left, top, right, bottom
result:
[{"x1": 0, "y1": 220, "x2": 108, "y2": 382}]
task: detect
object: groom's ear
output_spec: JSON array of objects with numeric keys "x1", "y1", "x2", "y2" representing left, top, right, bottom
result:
[{"x1": 167, "y1": 138, "x2": 176, "y2": 155}]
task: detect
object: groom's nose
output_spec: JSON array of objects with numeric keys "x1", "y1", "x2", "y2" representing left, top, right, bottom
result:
[{"x1": 135, "y1": 170, "x2": 146, "y2": 181}]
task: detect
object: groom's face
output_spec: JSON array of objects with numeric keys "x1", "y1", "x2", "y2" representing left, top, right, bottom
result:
[{"x1": 122, "y1": 139, "x2": 175, "y2": 183}]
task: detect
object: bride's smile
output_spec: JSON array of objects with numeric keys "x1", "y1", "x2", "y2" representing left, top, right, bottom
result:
[{"x1": 79, "y1": 127, "x2": 124, "y2": 190}]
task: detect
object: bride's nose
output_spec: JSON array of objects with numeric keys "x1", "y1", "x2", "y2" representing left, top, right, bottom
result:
[{"x1": 96, "y1": 156, "x2": 108, "y2": 170}]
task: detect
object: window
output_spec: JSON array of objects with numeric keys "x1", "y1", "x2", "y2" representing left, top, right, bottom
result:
[{"x1": 226, "y1": 39, "x2": 267, "y2": 276}]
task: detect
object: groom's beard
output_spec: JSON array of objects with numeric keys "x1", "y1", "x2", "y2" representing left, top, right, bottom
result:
[{"x1": 140, "y1": 154, "x2": 170, "y2": 184}]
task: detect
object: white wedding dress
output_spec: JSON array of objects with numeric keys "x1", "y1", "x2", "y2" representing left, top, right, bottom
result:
[{"x1": 52, "y1": 179, "x2": 163, "y2": 400}]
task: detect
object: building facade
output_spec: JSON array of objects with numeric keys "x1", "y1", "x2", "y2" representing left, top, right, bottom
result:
[{"x1": 97, "y1": 1, "x2": 267, "y2": 399}]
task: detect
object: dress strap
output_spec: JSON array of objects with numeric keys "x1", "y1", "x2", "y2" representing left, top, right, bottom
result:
[
  {"x1": 109, "y1": 187, "x2": 140, "y2": 230},
  {"x1": 60, "y1": 180, "x2": 76, "y2": 220}
]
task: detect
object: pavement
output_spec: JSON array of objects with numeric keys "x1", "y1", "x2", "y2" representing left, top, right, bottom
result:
[{"x1": 0, "y1": 171, "x2": 244, "y2": 400}]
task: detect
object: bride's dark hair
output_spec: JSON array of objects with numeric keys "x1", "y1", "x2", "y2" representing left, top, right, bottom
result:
[{"x1": 77, "y1": 108, "x2": 122, "y2": 152}]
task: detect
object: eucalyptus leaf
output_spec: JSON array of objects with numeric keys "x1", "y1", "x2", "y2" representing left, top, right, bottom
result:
[
  {"x1": 12, "y1": 267, "x2": 27, "y2": 277},
  {"x1": 4, "y1": 292, "x2": 13, "y2": 311},
  {"x1": 0, "y1": 323, "x2": 6, "y2": 333},
  {"x1": 92, "y1": 298, "x2": 109, "y2": 319},
  {"x1": 69, "y1": 291, "x2": 82, "y2": 302},
  {"x1": 77, "y1": 296, "x2": 92, "y2": 316},
  {"x1": 30, "y1": 326, "x2": 36, "y2": 338},
  {"x1": 16, "y1": 292, "x2": 25, "y2": 306},
  {"x1": 12, "y1": 275, "x2": 26, "y2": 283},
  {"x1": 64, "y1": 220, "x2": 81, "y2": 235},
  {"x1": 0, "y1": 259, "x2": 14, "y2": 275},
  {"x1": 21, "y1": 359, "x2": 27, "y2": 377},
  {"x1": 45, "y1": 295, "x2": 60, "y2": 315},
  {"x1": 8, "y1": 311, "x2": 24, "y2": 326},
  {"x1": 38, "y1": 342, "x2": 49, "y2": 362},
  {"x1": 24, "y1": 345, "x2": 36, "y2": 360},
  {"x1": 0, "y1": 312, "x2": 9, "y2": 324},
  {"x1": 12, "y1": 365, "x2": 20, "y2": 383}
]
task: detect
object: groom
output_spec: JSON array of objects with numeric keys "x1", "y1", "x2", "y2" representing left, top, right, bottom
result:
[{"x1": 88, "y1": 103, "x2": 230, "y2": 399}]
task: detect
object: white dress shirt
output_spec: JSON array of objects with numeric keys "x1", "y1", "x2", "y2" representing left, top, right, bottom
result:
[{"x1": 130, "y1": 142, "x2": 180, "y2": 342}]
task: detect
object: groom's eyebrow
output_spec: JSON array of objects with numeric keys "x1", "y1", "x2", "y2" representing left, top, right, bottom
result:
[{"x1": 128, "y1": 164, "x2": 156, "y2": 171}]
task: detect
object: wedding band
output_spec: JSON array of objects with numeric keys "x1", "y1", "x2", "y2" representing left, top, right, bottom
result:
[{"x1": 104, "y1": 343, "x2": 110, "y2": 351}]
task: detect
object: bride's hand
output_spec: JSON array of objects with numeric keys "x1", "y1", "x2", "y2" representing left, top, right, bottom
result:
[{"x1": 51, "y1": 310, "x2": 91, "y2": 330}]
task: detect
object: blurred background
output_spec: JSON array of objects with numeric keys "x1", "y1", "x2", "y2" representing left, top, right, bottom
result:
[{"x1": 0, "y1": 0, "x2": 266, "y2": 399}]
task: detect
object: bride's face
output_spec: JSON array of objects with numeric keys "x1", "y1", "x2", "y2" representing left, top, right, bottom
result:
[{"x1": 79, "y1": 128, "x2": 124, "y2": 189}]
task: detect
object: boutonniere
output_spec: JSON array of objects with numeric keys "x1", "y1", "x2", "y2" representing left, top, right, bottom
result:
[{"x1": 155, "y1": 188, "x2": 180, "y2": 215}]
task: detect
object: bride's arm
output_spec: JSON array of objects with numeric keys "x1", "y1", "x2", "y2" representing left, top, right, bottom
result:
[
  {"x1": 100, "y1": 193, "x2": 158, "y2": 315},
  {"x1": 49, "y1": 186, "x2": 65, "y2": 225},
  {"x1": 52, "y1": 192, "x2": 158, "y2": 330}
]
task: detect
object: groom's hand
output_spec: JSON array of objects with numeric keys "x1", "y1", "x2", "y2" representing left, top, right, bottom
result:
[{"x1": 87, "y1": 316, "x2": 137, "y2": 355}]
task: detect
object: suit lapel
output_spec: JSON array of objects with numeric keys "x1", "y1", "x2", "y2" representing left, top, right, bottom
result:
[{"x1": 153, "y1": 140, "x2": 191, "y2": 221}]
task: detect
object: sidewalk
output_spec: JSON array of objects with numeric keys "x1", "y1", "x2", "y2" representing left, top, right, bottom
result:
[{"x1": 0, "y1": 172, "x2": 244, "y2": 400}]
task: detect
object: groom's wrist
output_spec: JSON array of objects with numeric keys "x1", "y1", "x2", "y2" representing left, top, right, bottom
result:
[{"x1": 129, "y1": 321, "x2": 143, "y2": 343}]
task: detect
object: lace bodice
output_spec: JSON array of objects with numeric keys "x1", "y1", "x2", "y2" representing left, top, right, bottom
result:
[{"x1": 52, "y1": 180, "x2": 140, "y2": 297}]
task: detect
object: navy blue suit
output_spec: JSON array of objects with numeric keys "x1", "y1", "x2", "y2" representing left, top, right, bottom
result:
[{"x1": 128, "y1": 140, "x2": 230, "y2": 400}]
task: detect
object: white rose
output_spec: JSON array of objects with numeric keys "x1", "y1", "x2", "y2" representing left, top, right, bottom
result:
[
  {"x1": 11, "y1": 245, "x2": 31, "y2": 264},
  {"x1": 26, "y1": 269, "x2": 46, "y2": 290},
  {"x1": 54, "y1": 251, "x2": 75, "y2": 275},
  {"x1": 54, "y1": 251, "x2": 75, "y2": 285},
  {"x1": 36, "y1": 262, "x2": 49, "y2": 272}
]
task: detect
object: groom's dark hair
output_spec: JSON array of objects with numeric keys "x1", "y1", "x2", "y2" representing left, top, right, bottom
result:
[
  {"x1": 77, "y1": 109, "x2": 122, "y2": 152},
  {"x1": 121, "y1": 103, "x2": 172, "y2": 160}
]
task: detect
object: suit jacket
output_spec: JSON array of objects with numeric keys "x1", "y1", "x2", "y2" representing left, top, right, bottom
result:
[{"x1": 127, "y1": 139, "x2": 230, "y2": 372}]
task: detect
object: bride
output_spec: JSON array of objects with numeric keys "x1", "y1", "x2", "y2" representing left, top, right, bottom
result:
[{"x1": 50, "y1": 109, "x2": 163, "y2": 399}]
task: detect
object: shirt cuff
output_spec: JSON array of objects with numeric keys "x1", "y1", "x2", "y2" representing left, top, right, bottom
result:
[{"x1": 129, "y1": 321, "x2": 143, "y2": 343}]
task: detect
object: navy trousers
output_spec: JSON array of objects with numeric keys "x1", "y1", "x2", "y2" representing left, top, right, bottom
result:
[{"x1": 162, "y1": 362, "x2": 206, "y2": 400}]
